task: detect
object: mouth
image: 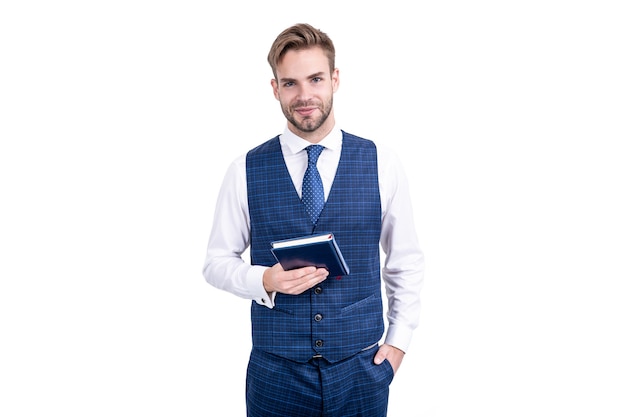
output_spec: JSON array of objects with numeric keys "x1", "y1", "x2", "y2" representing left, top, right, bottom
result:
[{"x1": 294, "y1": 106, "x2": 317, "y2": 117}]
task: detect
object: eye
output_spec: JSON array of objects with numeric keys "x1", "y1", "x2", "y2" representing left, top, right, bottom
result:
[
  {"x1": 312, "y1": 77, "x2": 322, "y2": 83},
  {"x1": 283, "y1": 81, "x2": 295, "y2": 87}
]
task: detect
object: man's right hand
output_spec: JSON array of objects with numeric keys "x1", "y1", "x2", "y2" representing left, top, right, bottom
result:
[{"x1": 263, "y1": 263, "x2": 329, "y2": 295}]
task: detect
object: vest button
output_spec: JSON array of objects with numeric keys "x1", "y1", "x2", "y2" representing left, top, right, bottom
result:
[
  {"x1": 314, "y1": 313, "x2": 323, "y2": 322},
  {"x1": 314, "y1": 287, "x2": 323, "y2": 294},
  {"x1": 315, "y1": 339, "x2": 324, "y2": 348}
]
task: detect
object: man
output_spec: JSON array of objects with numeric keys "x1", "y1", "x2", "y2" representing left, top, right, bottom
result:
[{"x1": 203, "y1": 23, "x2": 424, "y2": 417}]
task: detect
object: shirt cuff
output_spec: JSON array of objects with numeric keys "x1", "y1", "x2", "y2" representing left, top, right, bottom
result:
[
  {"x1": 248, "y1": 265, "x2": 275, "y2": 308},
  {"x1": 384, "y1": 323, "x2": 414, "y2": 353}
]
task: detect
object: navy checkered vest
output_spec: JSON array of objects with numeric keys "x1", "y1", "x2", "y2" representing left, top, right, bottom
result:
[{"x1": 246, "y1": 131, "x2": 384, "y2": 363}]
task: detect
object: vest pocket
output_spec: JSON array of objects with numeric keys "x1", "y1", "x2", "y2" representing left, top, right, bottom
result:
[
  {"x1": 271, "y1": 304, "x2": 294, "y2": 315},
  {"x1": 340, "y1": 292, "x2": 380, "y2": 314}
]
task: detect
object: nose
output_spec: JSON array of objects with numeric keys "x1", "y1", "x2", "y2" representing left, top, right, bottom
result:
[{"x1": 295, "y1": 83, "x2": 313, "y2": 101}]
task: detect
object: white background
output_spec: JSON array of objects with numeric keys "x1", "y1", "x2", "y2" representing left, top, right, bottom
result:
[{"x1": 1, "y1": 1, "x2": 625, "y2": 416}]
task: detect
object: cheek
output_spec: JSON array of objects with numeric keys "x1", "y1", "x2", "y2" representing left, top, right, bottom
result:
[{"x1": 278, "y1": 91, "x2": 297, "y2": 106}]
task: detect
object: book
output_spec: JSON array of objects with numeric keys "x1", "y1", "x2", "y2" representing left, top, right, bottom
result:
[{"x1": 270, "y1": 233, "x2": 350, "y2": 277}]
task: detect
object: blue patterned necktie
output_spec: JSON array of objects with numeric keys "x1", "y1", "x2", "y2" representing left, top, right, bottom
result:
[{"x1": 302, "y1": 145, "x2": 325, "y2": 224}]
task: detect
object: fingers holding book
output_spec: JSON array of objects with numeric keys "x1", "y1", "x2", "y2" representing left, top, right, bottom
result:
[{"x1": 263, "y1": 263, "x2": 329, "y2": 295}]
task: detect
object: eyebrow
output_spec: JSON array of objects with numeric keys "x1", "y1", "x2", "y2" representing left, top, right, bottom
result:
[{"x1": 279, "y1": 72, "x2": 326, "y2": 83}]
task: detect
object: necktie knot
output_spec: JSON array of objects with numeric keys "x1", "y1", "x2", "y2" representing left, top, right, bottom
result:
[{"x1": 306, "y1": 145, "x2": 324, "y2": 166}]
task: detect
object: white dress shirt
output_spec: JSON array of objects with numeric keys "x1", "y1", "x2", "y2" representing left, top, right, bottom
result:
[{"x1": 203, "y1": 124, "x2": 424, "y2": 353}]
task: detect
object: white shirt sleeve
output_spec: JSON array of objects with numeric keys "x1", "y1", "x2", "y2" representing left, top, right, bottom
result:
[
  {"x1": 377, "y1": 144, "x2": 425, "y2": 353},
  {"x1": 202, "y1": 155, "x2": 275, "y2": 308}
]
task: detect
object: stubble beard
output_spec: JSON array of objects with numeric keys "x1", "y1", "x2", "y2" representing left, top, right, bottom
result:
[{"x1": 282, "y1": 97, "x2": 333, "y2": 133}]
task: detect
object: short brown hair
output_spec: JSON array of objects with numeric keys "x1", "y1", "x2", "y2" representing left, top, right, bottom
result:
[{"x1": 267, "y1": 23, "x2": 336, "y2": 79}]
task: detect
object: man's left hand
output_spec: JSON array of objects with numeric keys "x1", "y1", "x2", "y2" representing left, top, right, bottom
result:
[{"x1": 374, "y1": 344, "x2": 405, "y2": 374}]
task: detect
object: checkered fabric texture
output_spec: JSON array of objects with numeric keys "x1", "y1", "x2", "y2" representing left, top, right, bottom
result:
[{"x1": 246, "y1": 132, "x2": 383, "y2": 363}]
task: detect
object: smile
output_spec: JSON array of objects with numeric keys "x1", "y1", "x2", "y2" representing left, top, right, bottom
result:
[{"x1": 295, "y1": 107, "x2": 317, "y2": 116}]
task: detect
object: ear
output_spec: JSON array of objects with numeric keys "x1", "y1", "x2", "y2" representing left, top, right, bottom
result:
[
  {"x1": 332, "y1": 68, "x2": 340, "y2": 93},
  {"x1": 271, "y1": 79, "x2": 280, "y2": 100}
]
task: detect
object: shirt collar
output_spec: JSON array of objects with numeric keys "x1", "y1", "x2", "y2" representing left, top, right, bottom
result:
[{"x1": 280, "y1": 125, "x2": 343, "y2": 155}]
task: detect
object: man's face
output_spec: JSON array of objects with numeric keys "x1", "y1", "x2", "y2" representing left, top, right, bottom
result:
[{"x1": 271, "y1": 47, "x2": 339, "y2": 138}]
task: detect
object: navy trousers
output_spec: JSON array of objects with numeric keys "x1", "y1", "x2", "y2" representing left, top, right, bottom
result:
[{"x1": 246, "y1": 345, "x2": 394, "y2": 417}]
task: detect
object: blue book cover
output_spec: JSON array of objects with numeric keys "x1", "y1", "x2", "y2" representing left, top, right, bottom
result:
[{"x1": 270, "y1": 233, "x2": 350, "y2": 277}]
